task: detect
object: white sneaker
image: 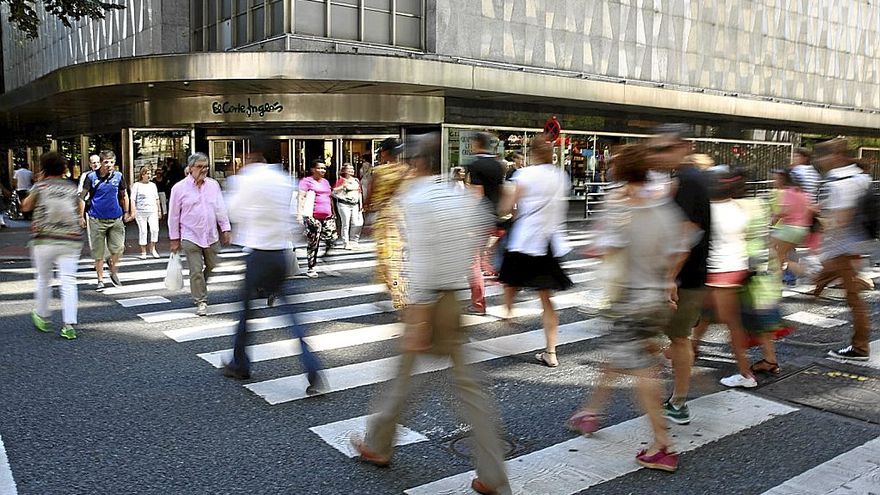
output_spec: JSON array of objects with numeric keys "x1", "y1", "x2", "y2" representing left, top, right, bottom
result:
[
  {"x1": 305, "y1": 270, "x2": 319, "y2": 278},
  {"x1": 720, "y1": 373, "x2": 757, "y2": 388},
  {"x1": 151, "y1": 249, "x2": 160, "y2": 259},
  {"x1": 138, "y1": 253, "x2": 147, "y2": 260},
  {"x1": 196, "y1": 302, "x2": 208, "y2": 316}
]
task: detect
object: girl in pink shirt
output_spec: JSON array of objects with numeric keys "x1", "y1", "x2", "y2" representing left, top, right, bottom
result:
[
  {"x1": 298, "y1": 160, "x2": 337, "y2": 277},
  {"x1": 770, "y1": 170, "x2": 811, "y2": 280}
]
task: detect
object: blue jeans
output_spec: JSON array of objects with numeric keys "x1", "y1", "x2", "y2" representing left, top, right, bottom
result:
[{"x1": 231, "y1": 249, "x2": 322, "y2": 381}]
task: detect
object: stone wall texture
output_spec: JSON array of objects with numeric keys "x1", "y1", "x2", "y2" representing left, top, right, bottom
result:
[
  {"x1": 434, "y1": 0, "x2": 880, "y2": 110},
  {"x1": 1, "y1": 0, "x2": 189, "y2": 90}
]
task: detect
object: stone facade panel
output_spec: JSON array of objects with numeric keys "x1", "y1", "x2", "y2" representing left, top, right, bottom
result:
[{"x1": 434, "y1": 0, "x2": 880, "y2": 110}]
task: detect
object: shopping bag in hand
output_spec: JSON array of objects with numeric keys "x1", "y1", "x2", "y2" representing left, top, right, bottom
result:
[{"x1": 164, "y1": 252, "x2": 184, "y2": 291}]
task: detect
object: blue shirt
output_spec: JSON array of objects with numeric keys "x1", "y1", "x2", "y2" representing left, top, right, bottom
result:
[{"x1": 86, "y1": 170, "x2": 125, "y2": 220}]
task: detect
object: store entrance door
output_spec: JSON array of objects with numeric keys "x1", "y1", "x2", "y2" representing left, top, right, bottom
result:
[
  {"x1": 294, "y1": 139, "x2": 338, "y2": 182},
  {"x1": 341, "y1": 139, "x2": 374, "y2": 177},
  {"x1": 263, "y1": 139, "x2": 292, "y2": 174}
]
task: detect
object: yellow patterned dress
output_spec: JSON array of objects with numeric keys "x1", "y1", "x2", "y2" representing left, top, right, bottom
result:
[{"x1": 369, "y1": 161, "x2": 409, "y2": 309}]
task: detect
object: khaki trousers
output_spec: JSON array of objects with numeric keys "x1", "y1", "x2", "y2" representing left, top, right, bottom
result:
[
  {"x1": 365, "y1": 291, "x2": 510, "y2": 493},
  {"x1": 181, "y1": 240, "x2": 220, "y2": 305}
]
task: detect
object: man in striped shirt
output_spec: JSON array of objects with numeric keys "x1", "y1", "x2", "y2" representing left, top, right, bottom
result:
[
  {"x1": 351, "y1": 134, "x2": 511, "y2": 495},
  {"x1": 789, "y1": 147, "x2": 821, "y2": 199},
  {"x1": 813, "y1": 139, "x2": 872, "y2": 361}
]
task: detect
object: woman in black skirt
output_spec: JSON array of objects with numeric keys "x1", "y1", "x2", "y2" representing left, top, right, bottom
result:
[{"x1": 498, "y1": 134, "x2": 573, "y2": 367}]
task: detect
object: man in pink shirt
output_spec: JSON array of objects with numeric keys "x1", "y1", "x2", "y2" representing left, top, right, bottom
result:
[{"x1": 168, "y1": 152, "x2": 231, "y2": 316}]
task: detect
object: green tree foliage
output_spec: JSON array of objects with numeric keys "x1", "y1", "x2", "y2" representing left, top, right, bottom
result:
[{"x1": 5, "y1": 0, "x2": 124, "y2": 39}]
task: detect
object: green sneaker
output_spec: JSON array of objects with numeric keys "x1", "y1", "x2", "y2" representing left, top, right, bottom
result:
[
  {"x1": 59, "y1": 325, "x2": 77, "y2": 340},
  {"x1": 32, "y1": 311, "x2": 50, "y2": 332},
  {"x1": 662, "y1": 399, "x2": 691, "y2": 425}
]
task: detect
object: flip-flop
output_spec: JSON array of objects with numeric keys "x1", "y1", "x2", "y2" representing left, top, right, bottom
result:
[{"x1": 536, "y1": 351, "x2": 558, "y2": 368}]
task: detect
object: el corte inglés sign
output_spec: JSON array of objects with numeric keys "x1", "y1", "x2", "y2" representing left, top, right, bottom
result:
[{"x1": 211, "y1": 98, "x2": 284, "y2": 118}]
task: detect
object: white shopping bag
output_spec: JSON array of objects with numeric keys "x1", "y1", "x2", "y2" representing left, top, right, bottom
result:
[
  {"x1": 287, "y1": 245, "x2": 301, "y2": 278},
  {"x1": 164, "y1": 252, "x2": 184, "y2": 291}
]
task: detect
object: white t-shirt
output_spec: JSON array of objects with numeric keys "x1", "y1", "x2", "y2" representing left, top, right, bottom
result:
[
  {"x1": 131, "y1": 181, "x2": 160, "y2": 214},
  {"x1": 507, "y1": 164, "x2": 571, "y2": 257},
  {"x1": 707, "y1": 200, "x2": 748, "y2": 273},
  {"x1": 14, "y1": 168, "x2": 33, "y2": 191}
]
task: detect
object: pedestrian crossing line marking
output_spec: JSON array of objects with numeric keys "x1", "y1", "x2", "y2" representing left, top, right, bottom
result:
[
  {"x1": 760, "y1": 437, "x2": 880, "y2": 495},
  {"x1": 100, "y1": 259, "x2": 379, "y2": 297},
  {"x1": 827, "y1": 338, "x2": 880, "y2": 370},
  {"x1": 70, "y1": 242, "x2": 380, "y2": 266},
  {"x1": 77, "y1": 257, "x2": 378, "y2": 282},
  {"x1": 116, "y1": 296, "x2": 171, "y2": 308},
  {"x1": 197, "y1": 314, "x2": 497, "y2": 368},
  {"x1": 244, "y1": 320, "x2": 605, "y2": 405},
  {"x1": 164, "y1": 284, "x2": 595, "y2": 344},
  {"x1": 0, "y1": 433, "x2": 18, "y2": 495},
  {"x1": 138, "y1": 283, "x2": 387, "y2": 323},
  {"x1": 167, "y1": 269, "x2": 594, "y2": 328},
  {"x1": 404, "y1": 390, "x2": 798, "y2": 495},
  {"x1": 784, "y1": 311, "x2": 847, "y2": 328},
  {"x1": 309, "y1": 415, "x2": 428, "y2": 458},
  {"x1": 194, "y1": 275, "x2": 596, "y2": 366},
  {"x1": 100, "y1": 273, "x2": 245, "y2": 296},
  {"x1": 75, "y1": 262, "x2": 248, "y2": 281}
]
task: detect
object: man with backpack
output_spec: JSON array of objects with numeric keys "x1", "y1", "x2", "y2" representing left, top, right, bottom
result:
[
  {"x1": 813, "y1": 139, "x2": 873, "y2": 361},
  {"x1": 81, "y1": 150, "x2": 130, "y2": 290}
]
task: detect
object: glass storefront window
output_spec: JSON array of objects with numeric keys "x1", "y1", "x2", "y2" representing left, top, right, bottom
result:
[
  {"x1": 131, "y1": 130, "x2": 193, "y2": 185},
  {"x1": 210, "y1": 140, "x2": 242, "y2": 188},
  {"x1": 57, "y1": 138, "x2": 82, "y2": 179}
]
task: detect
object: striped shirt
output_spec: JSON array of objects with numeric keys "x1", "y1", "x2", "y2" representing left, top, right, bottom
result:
[
  {"x1": 399, "y1": 176, "x2": 492, "y2": 304},
  {"x1": 790, "y1": 164, "x2": 821, "y2": 200},
  {"x1": 818, "y1": 164, "x2": 871, "y2": 260}
]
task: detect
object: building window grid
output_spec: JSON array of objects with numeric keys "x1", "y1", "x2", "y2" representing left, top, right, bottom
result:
[{"x1": 192, "y1": 0, "x2": 424, "y2": 51}]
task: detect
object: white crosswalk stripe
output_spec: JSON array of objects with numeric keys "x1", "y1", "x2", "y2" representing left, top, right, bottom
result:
[
  {"x1": 244, "y1": 319, "x2": 608, "y2": 405},
  {"x1": 760, "y1": 437, "x2": 880, "y2": 495},
  {"x1": 0, "y1": 434, "x2": 17, "y2": 495}
]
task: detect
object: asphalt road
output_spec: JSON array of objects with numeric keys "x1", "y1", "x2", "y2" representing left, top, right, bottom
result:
[{"x1": 1, "y1": 228, "x2": 878, "y2": 495}]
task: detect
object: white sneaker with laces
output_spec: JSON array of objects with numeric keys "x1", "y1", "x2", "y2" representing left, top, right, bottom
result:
[
  {"x1": 196, "y1": 302, "x2": 208, "y2": 316},
  {"x1": 720, "y1": 373, "x2": 758, "y2": 388}
]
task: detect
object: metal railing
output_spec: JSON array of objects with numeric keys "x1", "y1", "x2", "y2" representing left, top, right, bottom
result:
[{"x1": 576, "y1": 180, "x2": 782, "y2": 219}]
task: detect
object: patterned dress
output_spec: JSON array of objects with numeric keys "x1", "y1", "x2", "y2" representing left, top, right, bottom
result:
[{"x1": 369, "y1": 161, "x2": 409, "y2": 309}]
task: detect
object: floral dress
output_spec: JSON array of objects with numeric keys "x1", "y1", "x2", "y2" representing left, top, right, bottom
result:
[{"x1": 369, "y1": 161, "x2": 409, "y2": 309}]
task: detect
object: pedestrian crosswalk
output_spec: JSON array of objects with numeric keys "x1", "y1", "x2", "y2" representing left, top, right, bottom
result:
[
  {"x1": 405, "y1": 390, "x2": 798, "y2": 495},
  {"x1": 2, "y1": 227, "x2": 878, "y2": 494}
]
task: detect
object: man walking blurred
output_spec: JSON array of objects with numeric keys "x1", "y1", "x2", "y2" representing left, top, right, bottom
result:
[
  {"x1": 222, "y1": 138, "x2": 324, "y2": 391},
  {"x1": 814, "y1": 139, "x2": 872, "y2": 361},
  {"x1": 465, "y1": 132, "x2": 505, "y2": 315},
  {"x1": 647, "y1": 124, "x2": 709, "y2": 425},
  {"x1": 351, "y1": 134, "x2": 510, "y2": 495}
]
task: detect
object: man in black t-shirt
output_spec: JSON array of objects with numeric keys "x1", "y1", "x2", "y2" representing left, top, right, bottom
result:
[
  {"x1": 464, "y1": 132, "x2": 505, "y2": 315},
  {"x1": 647, "y1": 124, "x2": 710, "y2": 426}
]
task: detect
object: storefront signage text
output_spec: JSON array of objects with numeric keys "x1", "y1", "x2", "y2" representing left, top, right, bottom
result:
[{"x1": 211, "y1": 98, "x2": 284, "y2": 118}]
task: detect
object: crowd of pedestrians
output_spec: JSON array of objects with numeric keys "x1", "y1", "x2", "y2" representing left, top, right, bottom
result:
[{"x1": 15, "y1": 125, "x2": 875, "y2": 491}]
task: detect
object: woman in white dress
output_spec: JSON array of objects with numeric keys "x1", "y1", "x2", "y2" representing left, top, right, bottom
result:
[{"x1": 131, "y1": 166, "x2": 162, "y2": 259}]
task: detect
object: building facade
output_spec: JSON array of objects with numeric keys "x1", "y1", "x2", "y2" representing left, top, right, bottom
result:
[{"x1": 1, "y1": 0, "x2": 878, "y2": 195}]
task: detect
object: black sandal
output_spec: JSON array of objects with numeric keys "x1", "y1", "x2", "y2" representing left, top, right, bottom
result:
[{"x1": 750, "y1": 359, "x2": 780, "y2": 374}]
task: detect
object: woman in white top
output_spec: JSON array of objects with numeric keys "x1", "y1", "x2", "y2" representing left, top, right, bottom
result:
[
  {"x1": 332, "y1": 163, "x2": 363, "y2": 250},
  {"x1": 131, "y1": 166, "x2": 162, "y2": 259},
  {"x1": 498, "y1": 134, "x2": 572, "y2": 367},
  {"x1": 703, "y1": 168, "x2": 758, "y2": 388}
]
